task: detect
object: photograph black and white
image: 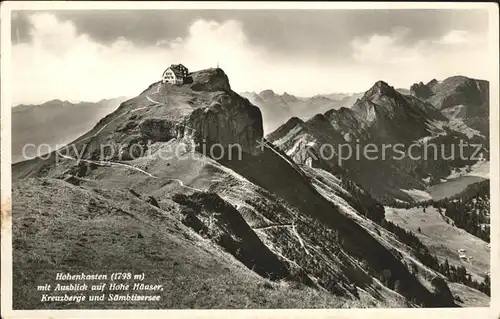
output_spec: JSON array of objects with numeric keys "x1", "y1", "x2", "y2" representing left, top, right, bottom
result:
[{"x1": 1, "y1": 2, "x2": 499, "y2": 317}]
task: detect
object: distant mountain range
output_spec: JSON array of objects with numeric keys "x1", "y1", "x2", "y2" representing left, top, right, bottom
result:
[
  {"x1": 12, "y1": 97, "x2": 129, "y2": 163},
  {"x1": 240, "y1": 90, "x2": 364, "y2": 134},
  {"x1": 239, "y1": 89, "x2": 412, "y2": 134}
]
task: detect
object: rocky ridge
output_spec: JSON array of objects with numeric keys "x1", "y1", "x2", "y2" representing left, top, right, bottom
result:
[{"x1": 268, "y1": 78, "x2": 489, "y2": 204}]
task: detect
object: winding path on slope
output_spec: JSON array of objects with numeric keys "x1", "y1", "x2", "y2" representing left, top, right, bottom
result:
[
  {"x1": 79, "y1": 82, "x2": 161, "y2": 145},
  {"x1": 57, "y1": 98, "x2": 209, "y2": 193},
  {"x1": 292, "y1": 222, "x2": 311, "y2": 256},
  {"x1": 57, "y1": 151, "x2": 205, "y2": 192},
  {"x1": 253, "y1": 223, "x2": 293, "y2": 230},
  {"x1": 254, "y1": 140, "x2": 313, "y2": 256},
  {"x1": 252, "y1": 221, "x2": 311, "y2": 256},
  {"x1": 58, "y1": 84, "x2": 311, "y2": 229},
  {"x1": 56, "y1": 84, "x2": 221, "y2": 192},
  {"x1": 146, "y1": 82, "x2": 166, "y2": 105},
  {"x1": 146, "y1": 96, "x2": 161, "y2": 105}
]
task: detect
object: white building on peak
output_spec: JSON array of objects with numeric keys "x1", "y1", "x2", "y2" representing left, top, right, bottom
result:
[{"x1": 162, "y1": 64, "x2": 189, "y2": 85}]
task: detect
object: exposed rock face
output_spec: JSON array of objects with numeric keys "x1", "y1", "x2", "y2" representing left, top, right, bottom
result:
[
  {"x1": 137, "y1": 93, "x2": 264, "y2": 155},
  {"x1": 267, "y1": 77, "x2": 488, "y2": 205},
  {"x1": 188, "y1": 68, "x2": 231, "y2": 92},
  {"x1": 186, "y1": 92, "x2": 264, "y2": 155},
  {"x1": 364, "y1": 80, "x2": 397, "y2": 98},
  {"x1": 427, "y1": 79, "x2": 438, "y2": 89},
  {"x1": 410, "y1": 81, "x2": 433, "y2": 99},
  {"x1": 139, "y1": 119, "x2": 180, "y2": 142},
  {"x1": 13, "y1": 68, "x2": 477, "y2": 308},
  {"x1": 259, "y1": 89, "x2": 276, "y2": 99},
  {"x1": 282, "y1": 92, "x2": 299, "y2": 103},
  {"x1": 410, "y1": 76, "x2": 489, "y2": 136},
  {"x1": 343, "y1": 80, "x2": 446, "y2": 144},
  {"x1": 11, "y1": 97, "x2": 128, "y2": 163},
  {"x1": 172, "y1": 192, "x2": 291, "y2": 281},
  {"x1": 148, "y1": 68, "x2": 264, "y2": 155},
  {"x1": 431, "y1": 77, "x2": 488, "y2": 110},
  {"x1": 266, "y1": 116, "x2": 304, "y2": 142},
  {"x1": 412, "y1": 76, "x2": 488, "y2": 110}
]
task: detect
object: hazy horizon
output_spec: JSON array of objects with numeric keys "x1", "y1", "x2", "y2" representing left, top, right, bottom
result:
[
  {"x1": 11, "y1": 9, "x2": 491, "y2": 105},
  {"x1": 10, "y1": 71, "x2": 488, "y2": 108}
]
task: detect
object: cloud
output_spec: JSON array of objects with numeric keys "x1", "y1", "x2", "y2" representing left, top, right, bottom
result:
[
  {"x1": 13, "y1": 14, "x2": 267, "y2": 105},
  {"x1": 12, "y1": 13, "x2": 491, "y2": 106},
  {"x1": 435, "y1": 30, "x2": 482, "y2": 46},
  {"x1": 11, "y1": 13, "x2": 368, "y2": 104},
  {"x1": 349, "y1": 27, "x2": 490, "y2": 87},
  {"x1": 13, "y1": 13, "x2": 164, "y2": 105},
  {"x1": 351, "y1": 31, "x2": 422, "y2": 65}
]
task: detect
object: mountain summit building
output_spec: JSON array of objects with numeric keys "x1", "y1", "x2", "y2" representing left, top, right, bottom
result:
[{"x1": 162, "y1": 64, "x2": 189, "y2": 85}]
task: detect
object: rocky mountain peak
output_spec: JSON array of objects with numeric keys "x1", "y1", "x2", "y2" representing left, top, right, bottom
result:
[
  {"x1": 259, "y1": 89, "x2": 276, "y2": 99},
  {"x1": 266, "y1": 116, "x2": 304, "y2": 142},
  {"x1": 427, "y1": 78, "x2": 438, "y2": 88},
  {"x1": 412, "y1": 75, "x2": 489, "y2": 111},
  {"x1": 410, "y1": 81, "x2": 434, "y2": 99},
  {"x1": 59, "y1": 67, "x2": 265, "y2": 160},
  {"x1": 363, "y1": 80, "x2": 397, "y2": 99},
  {"x1": 287, "y1": 116, "x2": 305, "y2": 126},
  {"x1": 282, "y1": 92, "x2": 298, "y2": 102},
  {"x1": 189, "y1": 67, "x2": 231, "y2": 92},
  {"x1": 307, "y1": 113, "x2": 330, "y2": 124}
]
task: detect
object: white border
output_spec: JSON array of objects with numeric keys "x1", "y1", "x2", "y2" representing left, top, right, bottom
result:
[{"x1": 1, "y1": 2, "x2": 499, "y2": 319}]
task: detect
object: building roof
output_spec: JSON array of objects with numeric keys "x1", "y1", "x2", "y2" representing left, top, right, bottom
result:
[
  {"x1": 171, "y1": 63, "x2": 187, "y2": 69},
  {"x1": 168, "y1": 64, "x2": 188, "y2": 78}
]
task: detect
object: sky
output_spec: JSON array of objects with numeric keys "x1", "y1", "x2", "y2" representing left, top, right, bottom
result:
[{"x1": 11, "y1": 9, "x2": 491, "y2": 105}]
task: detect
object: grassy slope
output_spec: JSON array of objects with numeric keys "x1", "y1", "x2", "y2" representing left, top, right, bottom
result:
[
  {"x1": 304, "y1": 168, "x2": 444, "y2": 286},
  {"x1": 448, "y1": 283, "x2": 490, "y2": 307},
  {"x1": 220, "y1": 148, "x2": 449, "y2": 307},
  {"x1": 384, "y1": 206, "x2": 489, "y2": 282},
  {"x1": 12, "y1": 133, "x2": 411, "y2": 309},
  {"x1": 13, "y1": 178, "x2": 368, "y2": 310},
  {"x1": 12, "y1": 137, "x2": 416, "y2": 308},
  {"x1": 303, "y1": 167, "x2": 489, "y2": 307}
]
